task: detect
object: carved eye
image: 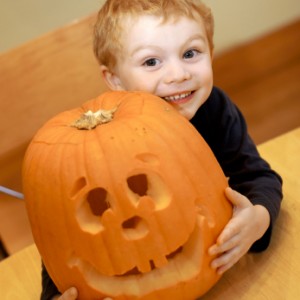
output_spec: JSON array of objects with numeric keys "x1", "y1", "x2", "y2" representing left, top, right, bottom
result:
[
  {"x1": 127, "y1": 174, "x2": 148, "y2": 197},
  {"x1": 126, "y1": 172, "x2": 171, "y2": 210},
  {"x1": 71, "y1": 177, "x2": 113, "y2": 234},
  {"x1": 87, "y1": 188, "x2": 111, "y2": 217}
]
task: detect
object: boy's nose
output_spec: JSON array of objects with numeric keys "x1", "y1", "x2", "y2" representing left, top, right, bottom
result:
[{"x1": 164, "y1": 62, "x2": 191, "y2": 84}]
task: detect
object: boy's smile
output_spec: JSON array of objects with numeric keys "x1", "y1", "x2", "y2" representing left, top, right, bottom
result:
[
  {"x1": 103, "y1": 15, "x2": 213, "y2": 119},
  {"x1": 164, "y1": 91, "x2": 194, "y2": 104}
]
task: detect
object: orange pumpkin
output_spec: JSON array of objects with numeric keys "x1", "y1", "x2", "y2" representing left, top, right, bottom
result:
[{"x1": 23, "y1": 91, "x2": 232, "y2": 299}]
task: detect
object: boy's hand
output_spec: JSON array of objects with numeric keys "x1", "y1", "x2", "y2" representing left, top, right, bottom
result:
[
  {"x1": 208, "y1": 187, "x2": 270, "y2": 275},
  {"x1": 53, "y1": 287, "x2": 78, "y2": 300},
  {"x1": 53, "y1": 287, "x2": 112, "y2": 300}
]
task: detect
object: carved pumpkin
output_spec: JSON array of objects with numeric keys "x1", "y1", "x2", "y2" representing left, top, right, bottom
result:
[{"x1": 23, "y1": 91, "x2": 232, "y2": 300}]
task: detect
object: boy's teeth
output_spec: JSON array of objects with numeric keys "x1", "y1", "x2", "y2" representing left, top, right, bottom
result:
[{"x1": 164, "y1": 92, "x2": 191, "y2": 101}]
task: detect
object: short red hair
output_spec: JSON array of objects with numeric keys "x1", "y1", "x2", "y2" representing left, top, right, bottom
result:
[{"x1": 94, "y1": 0, "x2": 214, "y2": 69}]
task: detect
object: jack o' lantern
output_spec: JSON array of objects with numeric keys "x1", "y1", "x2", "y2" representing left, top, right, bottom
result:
[{"x1": 23, "y1": 91, "x2": 232, "y2": 300}]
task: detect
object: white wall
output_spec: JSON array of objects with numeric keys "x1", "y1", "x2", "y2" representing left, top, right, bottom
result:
[
  {"x1": 204, "y1": 0, "x2": 300, "y2": 53},
  {"x1": 0, "y1": 0, "x2": 104, "y2": 53},
  {"x1": 0, "y1": 0, "x2": 299, "y2": 53}
]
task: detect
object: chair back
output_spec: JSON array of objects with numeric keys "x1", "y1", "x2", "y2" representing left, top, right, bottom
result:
[{"x1": 0, "y1": 13, "x2": 108, "y2": 191}]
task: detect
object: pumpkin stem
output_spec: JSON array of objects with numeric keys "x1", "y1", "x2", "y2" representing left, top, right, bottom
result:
[{"x1": 71, "y1": 107, "x2": 117, "y2": 130}]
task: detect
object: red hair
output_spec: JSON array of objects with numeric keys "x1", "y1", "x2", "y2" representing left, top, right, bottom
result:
[{"x1": 94, "y1": 0, "x2": 214, "y2": 69}]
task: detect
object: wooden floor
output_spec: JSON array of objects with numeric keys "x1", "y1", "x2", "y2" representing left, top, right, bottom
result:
[{"x1": 213, "y1": 19, "x2": 300, "y2": 144}]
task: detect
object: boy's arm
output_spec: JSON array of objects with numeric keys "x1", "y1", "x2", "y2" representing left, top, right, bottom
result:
[
  {"x1": 41, "y1": 263, "x2": 78, "y2": 300},
  {"x1": 191, "y1": 87, "x2": 283, "y2": 251},
  {"x1": 41, "y1": 262, "x2": 60, "y2": 300}
]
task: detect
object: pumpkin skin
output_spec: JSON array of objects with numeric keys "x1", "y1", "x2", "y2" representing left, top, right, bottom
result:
[{"x1": 23, "y1": 91, "x2": 232, "y2": 300}]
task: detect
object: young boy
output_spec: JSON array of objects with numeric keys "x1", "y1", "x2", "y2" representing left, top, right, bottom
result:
[{"x1": 42, "y1": 0, "x2": 282, "y2": 299}]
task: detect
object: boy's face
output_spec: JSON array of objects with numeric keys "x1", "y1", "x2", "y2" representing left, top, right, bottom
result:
[{"x1": 103, "y1": 15, "x2": 213, "y2": 120}]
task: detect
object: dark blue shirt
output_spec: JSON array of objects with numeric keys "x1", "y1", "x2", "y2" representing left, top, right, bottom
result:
[{"x1": 191, "y1": 86, "x2": 282, "y2": 251}]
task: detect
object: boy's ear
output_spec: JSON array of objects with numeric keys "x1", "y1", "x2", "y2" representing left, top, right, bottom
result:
[{"x1": 100, "y1": 65, "x2": 124, "y2": 91}]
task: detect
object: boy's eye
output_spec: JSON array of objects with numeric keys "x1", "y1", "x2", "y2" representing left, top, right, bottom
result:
[
  {"x1": 183, "y1": 49, "x2": 199, "y2": 59},
  {"x1": 143, "y1": 58, "x2": 159, "y2": 67}
]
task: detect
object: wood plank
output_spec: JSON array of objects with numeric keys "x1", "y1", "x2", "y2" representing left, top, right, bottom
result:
[
  {"x1": 233, "y1": 61, "x2": 300, "y2": 144},
  {"x1": 0, "y1": 13, "x2": 108, "y2": 191},
  {"x1": 0, "y1": 13, "x2": 108, "y2": 256},
  {"x1": 0, "y1": 244, "x2": 41, "y2": 300},
  {"x1": 213, "y1": 19, "x2": 300, "y2": 144},
  {"x1": 213, "y1": 19, "x2": 300, "y2": 93}
]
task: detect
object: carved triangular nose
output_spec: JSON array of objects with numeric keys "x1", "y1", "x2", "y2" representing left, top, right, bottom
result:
[{"x1": 121, "y1": 215, "x2": 149, "y2": 240}]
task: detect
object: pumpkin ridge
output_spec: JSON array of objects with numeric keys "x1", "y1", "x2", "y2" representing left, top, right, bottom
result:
[{"x1": 134, "y1": 113, "x2": 198, "y2": 229}]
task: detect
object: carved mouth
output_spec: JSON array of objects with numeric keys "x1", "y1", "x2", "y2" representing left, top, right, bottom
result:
[
  {"x1": 115, "y1": 246, "x2": 183, "y2": 277},
  {"x1": 68, "y1": 216, "x2": 212, "y2": 297}
]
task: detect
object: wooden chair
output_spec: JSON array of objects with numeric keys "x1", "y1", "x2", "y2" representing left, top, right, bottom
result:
[{"x1": 0, "y1": 12, "x2": 108, "y2": 255}]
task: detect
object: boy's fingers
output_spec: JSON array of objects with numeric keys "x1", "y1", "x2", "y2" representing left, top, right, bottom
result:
[
  {"x1": 211, "y1": 245, "x2": 241, "y2": 274},
  {"x1": 56, "y1": 288, "x2": 113, "y2": 300},
  {"x1": 210, "y1": 224, "x2": 240, "y2": 253},
  {"x1": 225, "y1": 187, "x2": 250, "y2": 208},
  {"x1": 59, "y1": 287, "x2": 78, "y2": 300}
]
